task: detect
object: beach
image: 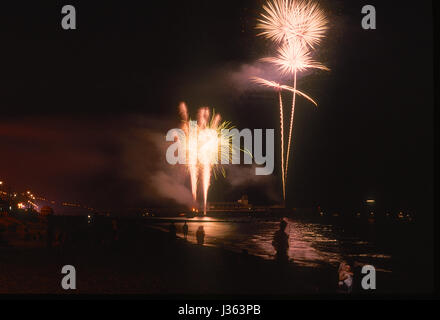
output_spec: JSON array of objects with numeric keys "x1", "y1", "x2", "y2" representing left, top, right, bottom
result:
[
  {"x1": 0, "y1": 217, "x2": 338, "y2": 295},
  {"x1": 0, "y1": 215, "x2": 430, "y2": 295}
]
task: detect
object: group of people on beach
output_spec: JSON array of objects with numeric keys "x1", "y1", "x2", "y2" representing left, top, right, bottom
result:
[
  {"x1": 168, "y1": 219, "x2": 359, "y2": 293},
  {"x1": 168, "y1": 222, "x2": 205, "y2": 245},
  {"x1": 168, "y1": 219, "x2": 291, "y2": 263}
]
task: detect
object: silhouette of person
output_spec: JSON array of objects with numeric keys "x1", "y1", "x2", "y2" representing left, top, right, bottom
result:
[
  {"x1": 168, "y1": 222, "x2": 177, "y2": 240},
  {"x1": 196, "y1": 226, "x2": 205, "y2": 245},
  {"x1": 272, "y1": 220, "x2": 289, "y2": 263},
  {"x1": 183, "y1": 221, "x2": 189, "y2": 240}
]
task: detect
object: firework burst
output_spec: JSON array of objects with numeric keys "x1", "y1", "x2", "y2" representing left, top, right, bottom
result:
[
  {"x1": 256, "y1": 0, "x2": 328, "y2": 49},
  {"x1": 262, "y1": 40, "x2": 329, "y2": 75},
  {"x1": 254, "y1": 0, "x2": 329, "y2": 202},
  {"x1": 178, "y1": 103, "x2": 238, "y2": 215}
]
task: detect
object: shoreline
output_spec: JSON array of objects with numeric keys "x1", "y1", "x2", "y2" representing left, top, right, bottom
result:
[
  {"x1": 0, "y1": 221, "x2": 337, "y2": 294},
  {"x1": 2, "y1": 215, "x2": 425, "y2": 295}
]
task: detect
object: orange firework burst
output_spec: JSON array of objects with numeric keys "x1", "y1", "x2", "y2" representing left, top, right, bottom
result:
[{"x1": 178, "y1": 103, "x2": 237, "y2": 215}]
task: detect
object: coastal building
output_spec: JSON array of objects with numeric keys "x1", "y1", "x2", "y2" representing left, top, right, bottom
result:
[{"x1": 207, "y1": 195, "x2": 252, "y2": 213}]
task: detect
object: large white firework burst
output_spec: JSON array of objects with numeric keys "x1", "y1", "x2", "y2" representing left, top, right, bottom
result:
[{"x1": 256, "y1": 0, "x2": 328, "y2": 49}]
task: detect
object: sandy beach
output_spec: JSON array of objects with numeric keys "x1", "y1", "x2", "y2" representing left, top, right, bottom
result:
[
  {"x1": 0, "y1": 216, "x2": 342, "y2": 295},
  {"x1": 1, "y1": 214, "x2": 431, "y2": 295}
]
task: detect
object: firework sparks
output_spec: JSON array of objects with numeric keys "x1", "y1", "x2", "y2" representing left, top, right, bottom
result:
[
  {"x1": 251, "y1": 77, "x2": 318, "y2": 106},
  {"x1": 256, "y1": 0, "x2": 292, "y2": 44},
  {"x1": 178, "y1": 103, "x2": 237, "y2": 215},
  {"x1": 278, "y1": 90, "x2": 286, "y2": 200},
  {"x1": 262, "y1": 40, "x2": 329, "y2": 75},
  {"x1": 256, "y1": 0, "x2": 328, "y2": 49},
  {"x1": 255, "y1": 0, "x2": 329, "y2": 201}
]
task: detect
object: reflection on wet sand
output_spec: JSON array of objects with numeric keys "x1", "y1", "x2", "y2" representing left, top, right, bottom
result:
[{"x1": 153, "y1": 217, "x2": 393, "y2": 272}]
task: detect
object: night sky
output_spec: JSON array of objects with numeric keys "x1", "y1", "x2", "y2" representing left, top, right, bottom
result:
[{"x1": 0, "y1": 1, "x2": 434, "y2": 216}]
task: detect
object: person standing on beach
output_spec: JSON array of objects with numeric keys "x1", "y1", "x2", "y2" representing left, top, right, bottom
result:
[
  {"x1": 196, "y1": 226, "x2": 205, "y2": 245},
  {"x1": 183, "y1": 221, "x2": 189, "y2": 240},
  {"x1": 272, "y1": 220, "x2": 289, "y2": 263}
]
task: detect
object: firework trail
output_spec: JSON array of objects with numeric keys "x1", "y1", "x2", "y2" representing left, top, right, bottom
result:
[
  {"x1": 252, "y1": 75, "x2": 320, "y2": 201},
  {"x1": 278, "y1": 90, "x2": 286, "y2": 200},
  {"x1": 251, "y1": 77, "x2": 318, "y2": 106},
  {"x1": 263, "y1": 40, "x2": 328, "y2": 182},
  {"x1": 252, "y1": 73, "x2": 320, "y2": 201},
  {"x1": 285, "y1": 68, "x2": 297, "y2": 183},
  {"x1": 255, "y1": 0, "x2": 328, "y2": 201},
  {"x1": 179, "y1": 102, "x2": 198, "y2": 201}
]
